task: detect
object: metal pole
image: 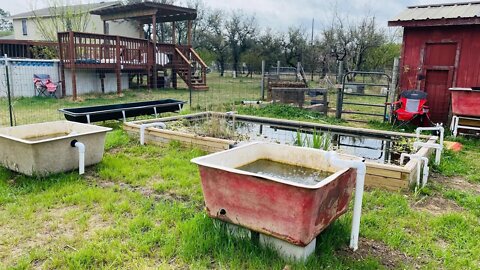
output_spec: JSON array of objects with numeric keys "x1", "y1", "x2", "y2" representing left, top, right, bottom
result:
[
  {"x1": 276, "y1": 60, "x2": 280, "y2": 75},
  {"x1": 337, "y1": 60, "x2": 344, "y2": 85},
  {"x1": 336, "y1": 85, "x2": 342, "y2": 119},
  {"x1": 261, "y1": 60, "x2": 265, "y2": 100},
  {"x1": 335, "y1": 60, "x2": 344, "y2": 119},
  {"x1": 389, "y1": 57, "x2": 400, "y2": 122},
  {"x1": 5, "y1": 55, "x2": 13, "y2": 126},
  {"x1": 189, "y1": 85, "x2": 192, "y2": 110},
  {"x1": 297, "y1": 61, "x2": 301, "y2": 82}
]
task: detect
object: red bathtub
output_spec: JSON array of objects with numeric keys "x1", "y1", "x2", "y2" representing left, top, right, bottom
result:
[
  {"x1": 449, "y1": 88, "x2": 480, "y2": 117},
  {"x1": 191, "y1": 142, "x2": 360, "y2": 246}
]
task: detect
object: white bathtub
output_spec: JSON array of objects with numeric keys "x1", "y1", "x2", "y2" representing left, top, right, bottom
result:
[{"x1": 0, "y1": 121, "x2": 111, "y2": 176}]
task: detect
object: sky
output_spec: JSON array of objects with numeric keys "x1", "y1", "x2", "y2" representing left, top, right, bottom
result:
[{"x1": 1, "y1": 0, "x2": 465, "y2": 33}]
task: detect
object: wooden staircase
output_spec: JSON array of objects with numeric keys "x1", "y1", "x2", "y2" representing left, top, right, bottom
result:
[{"x1": 174, "y1": 46, "x2": 209, "y2": 91}]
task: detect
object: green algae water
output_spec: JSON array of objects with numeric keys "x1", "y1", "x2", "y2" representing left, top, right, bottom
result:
[{"x1": 237, "y1": 159, "x2": 331, "y2": 186}]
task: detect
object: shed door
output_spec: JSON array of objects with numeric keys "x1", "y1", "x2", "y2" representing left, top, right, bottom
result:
[
  {"x1": 425, "y1": 70, "x2": 453, "y2": 123},
  {"x1": 422, "y1": 42, "x2": 457, "y2": 124}
]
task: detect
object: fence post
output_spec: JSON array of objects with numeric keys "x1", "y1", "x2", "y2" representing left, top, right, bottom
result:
[
  {"x1": 276, "y1": 60, "x2": 280, "y2": 75},
  {"x1": 4, "y1": 55, "x2": 13, "y2": 126},
  {"x1": 337, "y1": 60, "x2": 344, "y2": 84},
  {"x1": 261, "y1": 60, "x2": 265, "y2": 100},
  {"x1": 389, "y1": 57, "x2": 400, "y2": 122},
  {"x1": 336, "y1": 85, "x2": 343, "y2": 119}
]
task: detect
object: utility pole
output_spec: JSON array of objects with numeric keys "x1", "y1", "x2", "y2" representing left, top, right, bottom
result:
[{"x1": 310, "y1": 18, "x2": 315, "y2": 81}]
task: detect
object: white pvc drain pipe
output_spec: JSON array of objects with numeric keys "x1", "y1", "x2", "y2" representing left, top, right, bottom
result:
[
  {"x1": 413, "y1": 142, "x2": 442, "y2": 165},
  {"x1": 415, "y1": 125, "x2": 444, "y2": 165},
  {"x1": 71, "y1": 140, "x2": 85, "y2": 175},
  {"x1": 400, "y1": 153, "x2": 429, "y2": 187},
  {"x1": 140, "y1": 122, "x2": 166, "y2": 145},
  {"x1": 327, "y1": 151, "x2": 366, "y2": 251}
]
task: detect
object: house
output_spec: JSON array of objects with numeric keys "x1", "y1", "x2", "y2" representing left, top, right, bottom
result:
[
  {"x1": 389, "y1": 1, "x2": 480, "y2": 124},
  {"x1": 1, "y1": 1, "x2": 208, "y2": 99},
  {"x1": 9, "y1": 2, "x2": 142, "y2": 41}
]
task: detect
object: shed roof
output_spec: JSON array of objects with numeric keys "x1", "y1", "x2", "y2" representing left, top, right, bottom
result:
[
  {"x1": 389, "y1": 1, "x2": 480, "y2": 27},
  {"x1": 90, "y1": 2, "x2": 197, "y2": 23}
]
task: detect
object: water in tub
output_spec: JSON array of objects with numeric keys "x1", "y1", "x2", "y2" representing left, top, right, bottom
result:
[
  {"x1": 237, "y1": 159, "x2": 331, "y2": 186},
  {"x1": 22, "y1": 131, "x2": 79, "y2": 142},
  {"x1": 23, "y1": 132, "x2": 70, "y2": 142}
]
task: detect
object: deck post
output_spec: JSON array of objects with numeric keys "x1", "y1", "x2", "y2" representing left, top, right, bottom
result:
[
  {"x1": 152, "y1": 14, "x2": 157, "y2": 90},
  {"x1": 187, "y1": 20, "x2": 192, "y2": 46},
  {"x1": 103, "y1": 21, "x2": 108, "y2": 34},
  {"x1": 115, "y1": 36, "x2": 122, "y2": 95},
  {"x1": 57, "y1": 32, "x2": 66, "y2": 97},
  {"x1": 69, "y1": 31, "x2": 77, "y2": 100},
  {"x1": 172, "y1": 21, "x2": 176, "y2": 45}
]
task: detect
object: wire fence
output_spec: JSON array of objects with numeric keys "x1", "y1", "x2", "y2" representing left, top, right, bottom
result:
[
  {"x1": 0, "y1": 57, "x2": 396, "y2": 127},
  {"x1": 0, "y1": 58, "x2": 265, "y2": 127}
]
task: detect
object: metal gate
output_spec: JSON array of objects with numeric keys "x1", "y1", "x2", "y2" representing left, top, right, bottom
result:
[{"x1": 336, "y1": 71, "x2": 391, "y2": 122}]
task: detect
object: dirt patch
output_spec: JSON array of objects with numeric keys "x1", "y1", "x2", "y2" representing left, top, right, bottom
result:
[
  {"x1": 412, "y1": 195, "x2": 463, "y2": 216},
  {"x1": 432, "y1": 174, "x2": 480, "y2": 194},
  {"x1": 97, "y1": 180, "x2": 192, "y2": 204},
  {"x1": 337, "y1": 238, "x2": 418, "y2": 269}
]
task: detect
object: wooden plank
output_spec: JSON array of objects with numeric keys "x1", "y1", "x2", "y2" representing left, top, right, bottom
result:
[
  {"x1": 365, "y1": 174, "x2": 408, "y2": 191},
  {"x1": 366, "y1": 161, "x2": 410, "y2": 173},
  {"x1": 145, "y1": 134, "x2": 225, "y2": 153},
  {"x1": 366, "y1": 166, "x2": 402, "y2": 179}
]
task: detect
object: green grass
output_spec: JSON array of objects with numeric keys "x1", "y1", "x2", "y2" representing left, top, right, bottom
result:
[
  {"x1": 436, "y1": 136, "x2": 480, "y2": 182},
  {"x1": 1, "y1": 125, "x2": 479, "y2": 269}
]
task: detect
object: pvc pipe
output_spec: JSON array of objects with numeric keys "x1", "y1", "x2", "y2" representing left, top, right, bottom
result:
[
  {"x1": 241, "y1": 101, "x2": 261, "y2": 104},
  {"x1": 71, "y1": 140, "x2": 85, "y2": 175},
  {"x1": 326, "y1": 151, "x2": 366, "y2": 251},
  {"x1": 122, "y1": 110, "x2": 126, "y2": 122},
  {"x1": 140, "y1": 122, "x2": 166, "y2": 145},
  {"x1": 416, "y1": 125, "x2": 444, "y2": 147},
  {"x1": 413, "y1": 142, "x2": 443, "y2": 165},
  {"x1": 400, "y1": 153, "x2": 430, "y2": 187}
]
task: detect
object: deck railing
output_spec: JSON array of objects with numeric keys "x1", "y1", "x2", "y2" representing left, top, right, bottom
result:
[
  {"x1": 57, "y1": 31, "x2": 207, "y2": 92},
  {"x1": 0, "y1": 39, "x2": 58, "y2": 59},
  {"x1": 58, "y1": 31, "x2": 156, "y2": 69}
]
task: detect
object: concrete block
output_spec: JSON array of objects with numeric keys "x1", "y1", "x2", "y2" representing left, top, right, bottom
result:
[
  {"x1": 213, "y1": 220, "x2": 251, "y2": 239},
  {"x1": 215, "y1": 220, "x2": 316, "y2": 262},
  {"x1": 259, "y1": 233, "x2": 316, "y2": 262}
]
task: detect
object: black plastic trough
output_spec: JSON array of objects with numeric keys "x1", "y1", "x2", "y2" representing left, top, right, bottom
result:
[{"x1": 59, "y1": 99, "x2": 185, "y2": 123}]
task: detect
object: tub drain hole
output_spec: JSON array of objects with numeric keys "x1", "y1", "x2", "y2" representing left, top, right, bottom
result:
[{"x1": 219, "y1": 208, "x2": 227, "y2": 215}]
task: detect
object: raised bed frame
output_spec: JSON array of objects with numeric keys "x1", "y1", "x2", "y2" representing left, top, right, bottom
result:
[{"x1": 124, "y1": 112, "x2": 437, "y2": 191}]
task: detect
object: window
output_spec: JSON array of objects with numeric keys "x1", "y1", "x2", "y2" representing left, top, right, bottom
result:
[{"x1": 22, "y1": 19, "x2": 27, "y2": 36}]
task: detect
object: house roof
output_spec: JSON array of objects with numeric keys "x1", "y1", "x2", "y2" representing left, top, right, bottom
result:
[
  {"x1": 10, "y1": 2, "x2": 120, "y2": 19},
  {"x1": 389, "y1": 1, "x2": 480, "y2": 27},
  {"x1": 90, "y1": 2, "x2": 197, "y2": 23}
]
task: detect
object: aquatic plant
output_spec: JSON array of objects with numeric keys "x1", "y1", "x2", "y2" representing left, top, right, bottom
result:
[{"x1": 294, "y1": 129, "x2": 332, "y2": 151}]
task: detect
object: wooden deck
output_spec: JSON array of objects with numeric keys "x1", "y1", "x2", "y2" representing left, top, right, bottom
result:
[{"x1": 57, "y1": 31, "x2": 208, "y2": 98}]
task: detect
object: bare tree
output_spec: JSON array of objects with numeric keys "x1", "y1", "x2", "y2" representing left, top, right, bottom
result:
[
  {"x1": 197, "y1": 9, "x2": 229, "y2": 76},
  {"x1": 282, "y1": 27, "x2": 307, "y2": 67},
  {"x1": 349, "y1": 17, "x2": 385, "y2": 72},
  {"x1": 225, "y1": 11, "x2": 257, "y2": 74},
  {"x1": 30, "y1": 0, "x2": 92, "y2": 41},
  {"x1": 0, "y1": 8, "x2": 13, "y2": 34}
]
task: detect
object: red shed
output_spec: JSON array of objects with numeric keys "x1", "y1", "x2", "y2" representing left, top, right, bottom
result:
[{"x1": 389, "y1": 2, "x2": 480, "y2": 124}]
